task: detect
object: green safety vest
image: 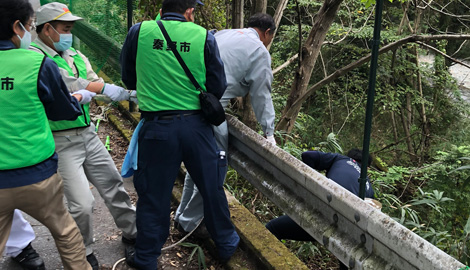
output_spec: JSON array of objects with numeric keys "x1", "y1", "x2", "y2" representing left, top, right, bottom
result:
[
  {"x1": 31, "y1": 43, "x2": 90, "y2": 131},
  {"x1": 0, "y1": 49, "x2": 55, "y2": 170},
  {"x1": 136, "y1": 20, "x2": 207, "y2": 112}
]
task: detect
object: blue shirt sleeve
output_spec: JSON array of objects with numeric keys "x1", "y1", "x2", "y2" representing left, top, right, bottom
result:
[
  {"x1": 121, "y1": 23, "x2": 141, "y2": 90},
  {"x1": 204, "y1": 32, "x2": 227, "y2": 99},
  {"x1": 37, "y1": 58, "x2": 82, "y2": 121},
  {"x1": 301, "y1": 151, "x2": 340, "y2": 171}
]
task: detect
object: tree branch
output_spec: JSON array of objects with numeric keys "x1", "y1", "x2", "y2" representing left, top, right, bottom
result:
[
  {"x1": 416, "y1": 41, "x2": 470, "y2": 69},
  {"x1": 267, "y1": 0, "x2": 289, "y2": 51},
  {"x1": 288, "y1": 34, "x2": 470, "y2": 109},
  {"x1": 273, "y1": 53, "x2": 299, "y2": 74},
  {"x1": 418, "y1": 0, "x2": 470, "y2": 19}
]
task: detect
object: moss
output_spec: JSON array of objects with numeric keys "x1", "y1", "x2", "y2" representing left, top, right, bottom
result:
[{"x1": 101, "y1": 99, "x2": 309, "y2": 270}]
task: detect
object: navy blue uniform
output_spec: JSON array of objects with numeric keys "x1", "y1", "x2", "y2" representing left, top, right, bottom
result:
[
  {"x1": 266, "y1": 151, "x2": 375, "y2": 269},
  {"x1": 121, "y1": 13, "x2": 239, "y2": 270}
]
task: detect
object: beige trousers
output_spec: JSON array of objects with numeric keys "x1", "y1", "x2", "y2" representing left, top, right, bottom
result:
[{"x1": 0, "y1": 173, "x2": 91, "y2": 270}]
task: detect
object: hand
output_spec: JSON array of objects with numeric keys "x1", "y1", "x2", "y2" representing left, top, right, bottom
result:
[
  {"x1": 73, "y1": 89, "x2": 96, "y2": 104},
  {"x1": 103, "y1": 83, "x2": 130, "y2": 101},
  {"x1": 266, "y1": 135, "x2": 276, "y2": 146},
  {"x1": 129, "y1": 90, "x2": 138, "y2": 104}
]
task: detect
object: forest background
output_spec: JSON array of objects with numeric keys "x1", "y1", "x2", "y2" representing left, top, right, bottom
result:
[{"x1": 53, "y1": 0, "x2": 470, "y2": 267}]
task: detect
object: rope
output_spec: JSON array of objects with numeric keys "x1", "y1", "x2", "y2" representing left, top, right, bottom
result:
[
  {"x1": 111, "y1": 218, "x2": 204, "y2": 270},
  {"x1": 89, "y1": 103, "x2": 111, "y2": 123}
]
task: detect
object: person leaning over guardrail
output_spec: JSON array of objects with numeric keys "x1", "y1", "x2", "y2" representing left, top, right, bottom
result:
[
  {"x1": 174, "y1": 12, "x2": 277, "y2": 237},
  {"x1": 25, "y1": 3, "x2": 138, "y2": 269},
  {"x1": 0, "y1": 0, "x2": 92, "y2": 269},
  {"x1": 266, "y1": 149, "x2": 376, "y2": 270},
  {"x1": 121, "y1": 0, "x2": 240, "y2": 268}
]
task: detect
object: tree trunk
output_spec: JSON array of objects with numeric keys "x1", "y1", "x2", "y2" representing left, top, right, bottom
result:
[
  {"x1": 274, "y1": 34, "x2": 470, "y2": 131},
  {"x1": 399, "y1": 107, "x2": 417, "y2": 163},
  {"x1": 251, "y1": 0, "x2": 267, "y2": 14},
  {"x1": 390, "y1": 49, "x2": 399, "y2": 143},
  {"x1": 241, "y1": 96, "x2": 258, "y2": 130},
  {"x1": 229, "y1": 0, "x2": 258, "y2": 130},
  {"x1": 232, "y1": 0, "x2": 244, "y2": 28},
  {"x1": 276, "y1": 0, "x2": 343, "y2": 133},
  {"x1": 267, "y1": 0, "x2": 289, "y2": 51}
]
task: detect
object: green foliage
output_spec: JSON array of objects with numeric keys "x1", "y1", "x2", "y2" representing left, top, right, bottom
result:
[
  {"x1": 179, "y1": 242, "x2": 207, "y2": 270},
  {"x1": 360, "y1": 0, "x2": 407, "y2": 8},
  {"x1": 318, "y1": 133, "x2": 343, "y2": 153},
  {"x1": 368, "y1": 145, "x2": 470, "y2": 264}
]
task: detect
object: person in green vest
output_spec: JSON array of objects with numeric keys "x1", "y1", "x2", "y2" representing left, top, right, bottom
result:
[
  {"x1": 29, "y1": 3, "x2": 137, "y2": 269},
  {"x1": 121, "y1": 0, "x2": 240, "y2": 268},
  {"x1": 0, "y1": 0, "x2": 92, "y2": 269}
]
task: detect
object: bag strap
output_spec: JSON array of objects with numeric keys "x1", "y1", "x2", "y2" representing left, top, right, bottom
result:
[{"x1": 157, "y1": 20, "x2": 203, "y2": 94}]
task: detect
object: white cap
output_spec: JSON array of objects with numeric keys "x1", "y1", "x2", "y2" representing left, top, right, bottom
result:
[{"x1": 36, "y1": 2, "x2": 83, "y2": 26}]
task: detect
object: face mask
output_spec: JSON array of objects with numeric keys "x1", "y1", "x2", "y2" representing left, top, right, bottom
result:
[
  {"x1": 16, "y1": 22, "x2": 32, "y2": 49},
  {"x1": 49, "y1": 25, "x2": 73, "y2": 52}
]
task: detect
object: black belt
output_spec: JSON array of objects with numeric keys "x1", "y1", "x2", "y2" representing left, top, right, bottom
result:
[{"x1": 143, "y1": 111, "x2": 200, "y2": 121}]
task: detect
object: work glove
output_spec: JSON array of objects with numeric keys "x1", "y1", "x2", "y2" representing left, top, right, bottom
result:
[
  {"x1": 74, "y1": 89, "x2": 96, "y2": 104},
  {"x1": 102, "y1": 83, "x2": 130, "y2": 101},
  {"x1": 266, "y1": 135, "x2": 276, "y2": 146},
  {"x1": 129, "y1": 90, "x2": 138, "y2": 104}
]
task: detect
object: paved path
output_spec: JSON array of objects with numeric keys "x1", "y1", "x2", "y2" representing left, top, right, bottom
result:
[{"x1": 0, "y1": 177, "x2": 135, "y2": 270}]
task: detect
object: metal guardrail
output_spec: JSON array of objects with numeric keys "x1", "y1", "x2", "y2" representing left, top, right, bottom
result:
[
  {"x1": 226, "y1": 114, "x2": 465, "y2": 270},
  {"x1": 69, "y1": 19, "x2": 465, "y2": 269}
]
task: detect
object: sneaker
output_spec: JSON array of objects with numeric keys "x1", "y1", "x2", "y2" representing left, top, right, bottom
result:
[
  {"x1": 11, "y1": 243, "x2": 45, "y2": 270},
  {"x1": 175, "y1": 221, "x2": 210, "y2": 238},
  {"x1": 86, "y1": 253, "x2": 99, "y2": 270},
  {"x1": 125, "y1": 253, "x2": 140, "y2": 269},
  {"x1": 122, "y1": 236, "x2": 136, "y2": 262},
  {"x1": 193, "y1": 223, "x2": 210, "y2": 239}
]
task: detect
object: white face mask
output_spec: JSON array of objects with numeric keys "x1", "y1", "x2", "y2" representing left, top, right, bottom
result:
[{"x1": 16, "y1": 22, "x2": 32, "y2": 49}]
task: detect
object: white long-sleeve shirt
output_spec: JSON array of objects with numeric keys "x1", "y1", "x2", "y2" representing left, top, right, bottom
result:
[{"x1": 215, "y1": 28, "x2": 275, "y2": 136}]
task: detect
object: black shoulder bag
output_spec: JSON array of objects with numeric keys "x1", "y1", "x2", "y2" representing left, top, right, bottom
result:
[{"x1": 157, "y1": 20, "x2": 225, "y2": 126}]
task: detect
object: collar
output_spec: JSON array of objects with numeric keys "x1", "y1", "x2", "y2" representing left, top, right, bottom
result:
[
  {"x1": 161, "y1": 12, "x2": 187, "y2": 22},
  {"x1": 35, "y1": 36, "x2": 77, "y2": 57},
  {"x1": 247, "y1": 28, "x2": 260, "y2": 39},
  {"x1": 0, "y1": 40, "x2": 17, "y2": 50}
]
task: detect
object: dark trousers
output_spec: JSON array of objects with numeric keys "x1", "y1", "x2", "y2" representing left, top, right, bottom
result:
[
  {"x1": 266, "y1": 215, "x2": 348, "y2": 270},
  {"x1": 133, "y1": 114, "x2": 239, "y2": 270}
]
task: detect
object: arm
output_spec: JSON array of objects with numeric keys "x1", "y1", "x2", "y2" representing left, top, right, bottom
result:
[
  {"x1": 38, "y1": 58, "x2": 82, "y2": 121},
  {"x1": 76, "y1": 50, "x2": 105, "y2": 93},
  {"x1": 301, "y1": 151, "x2": 339, "y2": 171},
  {"x1": 57, "y1": 50, "x2": 104, "y2": 94},
  {"x1": 66, "y1": 49, "x2": 129, "y2": 100},
  {"x1": 121, "y1": 23, "x2": 141, "y2": 90},
  {"x1": 204, "y1": 32, "x2": 227, "y2": 99},
  {"x1": 246, "y1": 48, "x2": 275, "y2": 136}
]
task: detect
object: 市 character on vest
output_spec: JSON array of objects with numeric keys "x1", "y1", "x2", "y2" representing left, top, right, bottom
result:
[
  {"x1": 0, "y1": 1, "x2": 91, "y2": 269},
  {"x1": 121, "y1": 0, "x2": 240, "y2": 268},
  {"x1": 28, "y1": 3, "x2": 138, "y2": 269},
  {"x1": 175, "y1": 13, "x2": 277, "y2": 236}
]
